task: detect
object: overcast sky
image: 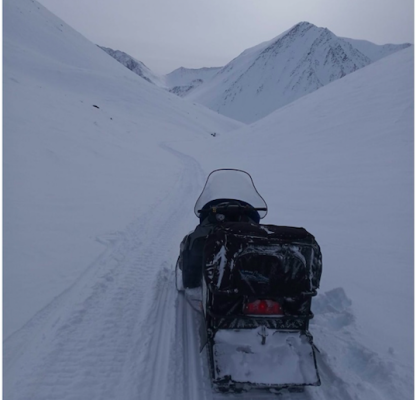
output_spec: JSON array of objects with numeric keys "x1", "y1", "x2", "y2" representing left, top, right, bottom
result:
[{"x1": 37, "y1": 0, "x2": 414, "y2": 74}]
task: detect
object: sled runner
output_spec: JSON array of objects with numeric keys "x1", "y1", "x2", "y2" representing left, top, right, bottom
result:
[{"x1": 176, "y1": 169, "x2": 322, "y2": 392}]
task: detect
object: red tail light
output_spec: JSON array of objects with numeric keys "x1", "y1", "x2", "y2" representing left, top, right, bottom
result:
[{"x1": 243, "y1": 299, "x2": 283, "y2": 315}]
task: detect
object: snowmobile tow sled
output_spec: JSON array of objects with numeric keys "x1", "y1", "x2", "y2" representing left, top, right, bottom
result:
[{"x1": 176, "y1": 169, "x2": 322, "y2": 393}]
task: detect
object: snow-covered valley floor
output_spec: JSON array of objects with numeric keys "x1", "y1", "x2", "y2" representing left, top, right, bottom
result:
[
  {"x1": 4, "y1": 146, "x2": 206, "y2": 399},
  {"x1": 4, "y1": 145, "x2": 411, "y2": 400}
]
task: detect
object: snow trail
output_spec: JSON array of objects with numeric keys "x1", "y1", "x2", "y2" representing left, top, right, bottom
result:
[
  {"x1": 135, "y1": 269, "x2": 178, "y2": 399},
  {"x1": 4, "y1": 143, "x2": 206, "y2": 400},
  {"x1": 4, "y1": 142, "x2": 412, "y2": 400}
]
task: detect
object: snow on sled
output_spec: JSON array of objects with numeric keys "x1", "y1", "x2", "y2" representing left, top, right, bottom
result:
[
  {"x1": 213, "y1": 329, "x2": 319, "y2": 390},
  {"x1": 176, "y1": 169, "x2": 322, "y2": 393}
]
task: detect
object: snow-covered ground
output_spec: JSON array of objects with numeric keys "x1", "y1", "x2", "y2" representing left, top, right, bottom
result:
[{"x1": 4, "y1": 0, "x2": 414, "y2": 399}]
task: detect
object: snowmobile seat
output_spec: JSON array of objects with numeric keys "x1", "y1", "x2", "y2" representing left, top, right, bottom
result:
[{"x1": 198, "y1": 199, "x2": 261, "y2": 224}]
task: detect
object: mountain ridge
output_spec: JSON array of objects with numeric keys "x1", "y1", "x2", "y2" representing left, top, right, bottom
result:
[
  {"x1": 98, "y1": 46, "x2": 164, "y2": 86},
  {"x1": 99, "y1": 21, "x2": 410, "y2": 124},
  {"x1": 186, "y1": 21, "x2": 405, "y2": 123}
]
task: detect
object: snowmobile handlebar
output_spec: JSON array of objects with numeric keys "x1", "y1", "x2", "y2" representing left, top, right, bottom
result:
[
  {"x1": 197, "y1": 200, "x2": 267, "y2": 223},
  {"x1": 197, "y1": 204, "x2": 267, "y2": 214}
]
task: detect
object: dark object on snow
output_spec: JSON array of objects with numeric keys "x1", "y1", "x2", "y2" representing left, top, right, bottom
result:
[
  {"x1": 93, "y1": 105, "x2": 100, "y2": 109},
  {"x1": 177, "y1": 198, "x2": 263, "y2": 288},
  {"x1": 204, "y1": 222, "x2": 322, "y2": 297},
  {"x1": 176, "y1": 169, "x2": 322, "y2": 393}
]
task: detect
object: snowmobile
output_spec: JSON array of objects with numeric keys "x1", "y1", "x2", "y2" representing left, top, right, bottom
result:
[{"x1": 176, "y1": 169, "x2": 322, "y2": 393}]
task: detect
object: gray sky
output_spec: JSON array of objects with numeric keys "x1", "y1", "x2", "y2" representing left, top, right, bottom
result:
[{"x1": 37, "y1": 0, "x2": 414, "y2": 74}]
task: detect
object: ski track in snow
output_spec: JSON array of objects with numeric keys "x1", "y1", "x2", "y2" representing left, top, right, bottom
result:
[{"x1": 4, "y1": 142, "x2": 412, "y2": 400}]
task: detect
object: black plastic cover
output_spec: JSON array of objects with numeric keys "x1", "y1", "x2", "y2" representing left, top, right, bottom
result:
[{"x1": 203, "y1": 222, "x2": 322, "y2": 297}]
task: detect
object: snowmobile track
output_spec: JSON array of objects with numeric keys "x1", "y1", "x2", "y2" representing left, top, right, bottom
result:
[
  {"x1": 136, "y1": 269, "x2": 178, "y2": 399},
  {"x1": 3, "y1": 143, "x2": 206, "y2": 400}
]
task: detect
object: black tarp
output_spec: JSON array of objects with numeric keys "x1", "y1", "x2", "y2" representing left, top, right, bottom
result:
[{"x1": 203, "y1": 222, "x2": 322, "y2": 297}]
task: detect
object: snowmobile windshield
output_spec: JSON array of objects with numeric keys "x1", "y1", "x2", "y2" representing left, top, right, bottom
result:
[{"x1": 194, "y1": 169, "x2": 268, "y2": 219}]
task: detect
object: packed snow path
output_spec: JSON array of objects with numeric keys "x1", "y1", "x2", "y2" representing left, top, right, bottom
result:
[
  {"x1": 3, "y1": 144, "x2": 207, "y2": 400},
  {"x1": 4, "y1": 145, "x2": 411, "y2": 400}
]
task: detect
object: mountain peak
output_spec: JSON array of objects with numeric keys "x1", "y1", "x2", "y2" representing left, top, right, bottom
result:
[
  {"x1": 286, "y1": 21, "x2": 317, "y2": 35},
  {"x1": 292, "y1": 21, "x2": 316, "y2": 29},
  {"x1": 184, "y1": 23, "x2": 409, "y2": 124},
  {"x1": 262, "y1": 21, "x2": 322, "y2": 54}
]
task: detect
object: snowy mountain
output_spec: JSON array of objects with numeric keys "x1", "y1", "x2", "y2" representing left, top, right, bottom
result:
[
  {"x1": 98, "y1": 45, "x2": 164, "y2": 86},
  {"x1": 96, "y1": 47, "x2": 221, "y2": 96},
  {"x1": 342, "y1": 37, "x2": 411, "y2": 62},
  {"x1": 4, "y1": 0, "x2": 413, "y2": 398},
  {"x1": 98, "y1": 26, "x2": 410, "y2": 122},
  {"x1": 186, "y1": 22, "x2": 410, "y2": 123},
  {"x1": 168, "y1": 79, "x2": 204, "y2": 96},
  {"x1": 166, "y1": 66, "x2": 222, "y2": 87},
  {"x1": 165, "y1": 66, "x2": 222, "y2": 97}
]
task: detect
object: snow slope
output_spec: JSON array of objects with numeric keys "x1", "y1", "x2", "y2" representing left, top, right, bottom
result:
[
  {"x1": 166, "y1": 66, "x2": 222, "y2": 87},
  {"x1": 4, "y1": 0, "x2": 242, "y2": 338},
  {"x1": 95, "y1": 47, "x2": 222, "y2": 96},
  {"x1": 342, "y1": 37, "x2": 411, "y2": 62},
  {"x1": 98, "y1": 45, "x2": 165, "y2": 86},
  {"x1": 165, "y1": 66, "x2": 222, "y2": 96},
  {"x1": 4, "y1": 0, "x2": 413, "y2": 399},
  {"x1": 94, "y1": 46, "x2": 222, "y2": 95},
  {"x1": 186, "y1": 22, "x2": 410, "y2": 123}
]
